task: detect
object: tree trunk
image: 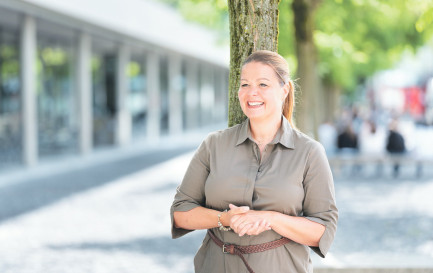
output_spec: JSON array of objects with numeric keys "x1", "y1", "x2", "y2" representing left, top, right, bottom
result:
[
  {"x1": 322, "y1": 83, "x2": 341, "y2": 123},
  {"x1": 292, "y1": 0, "x2": 321, "y2": 137},
  {"x1": 228, "y1": 0, "x2": 280, "y2": 127}
]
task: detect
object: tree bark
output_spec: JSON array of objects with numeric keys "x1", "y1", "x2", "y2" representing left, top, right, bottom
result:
[
  {"x1": 292, "y1": 0, "x2": 321, "y2": 137},
  {"x1": 322, "y1": 83, "x2": 341, "y2": 123},
  {"x1": 228, "y1": 0, "x2": 280, "y2": 127}
]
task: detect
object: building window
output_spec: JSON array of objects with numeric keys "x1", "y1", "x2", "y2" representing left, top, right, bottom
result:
[
  {"x1": 160, "y1": 56, "x2": 169, "y2": 134},
  {"x1": 181, "y1": 60, "x2": 188, "y2": 130},
  {"x1": 214, "y1": 67, "x2": 228, "y2": 123},
  {"x1": 36, "y1": 22, "x2": 78, "y2": 157},
  {"x1": 199, "y1": 64, "x2": 215, "y2": 126},
  {"x1": 0, "y1": 17, "x2": 21, "y2": 168},
  {"x1": 128, "y1": 51, "x2": 147, "y2": 139},
  {"x1": 92, "y1": 39, "x2": 117, "y2": 147}
]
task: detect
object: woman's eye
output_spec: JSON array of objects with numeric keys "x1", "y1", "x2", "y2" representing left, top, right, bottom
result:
[
  {"x1": 241, "y1": 84, "x2": 248, "y2": 87},
  {"x1": 259, "y1": 83, "x2": 268, "y2": 87}
]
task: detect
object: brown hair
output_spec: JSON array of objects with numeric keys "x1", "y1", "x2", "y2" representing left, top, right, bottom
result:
[{"x1": 242, "y1": 50, "x2": 296, "y2": 128}]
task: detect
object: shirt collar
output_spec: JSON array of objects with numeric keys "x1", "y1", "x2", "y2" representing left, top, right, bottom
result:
[
  {"x1": 235, "y1": 119, "x2": 250, "y2": 146},
  {"x1": 235, "y1": 116, "x2": 295, "y2": 149}
]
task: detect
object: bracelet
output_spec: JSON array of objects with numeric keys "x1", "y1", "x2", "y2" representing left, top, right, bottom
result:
[{"x1": 217, "y1": 209, "x2": 232, "y2": 231}]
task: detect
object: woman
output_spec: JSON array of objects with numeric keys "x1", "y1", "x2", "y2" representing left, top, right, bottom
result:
[{"x1": 171, "y1": 50, "x2": 338, "y2": 273}]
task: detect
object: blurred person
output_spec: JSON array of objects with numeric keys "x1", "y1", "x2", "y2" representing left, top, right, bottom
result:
[
  {"x1": 386, "y1": 119, "x2": 406, "y2": 177},
  {"x1": 358, "y1": 119, "x2": 387, "y2": 176},
  {"x1": 318, "y1": 120, "x2": 338, "y2": 155},
  {"x1": 358, "y1": 119, "x2": 388, "y2": 155},
  {"x1": 337, "y1": 123, "x2": 359, "y2": 152},
  {"x1": 351, "y1": 106, "x2": 363, "y2": 135},
  {"x1": 336, "y1": 123, "x2": 361, "y2": 175},
  {"x1": 170, "y1": 50, "x2": 338, "y2": 273}
]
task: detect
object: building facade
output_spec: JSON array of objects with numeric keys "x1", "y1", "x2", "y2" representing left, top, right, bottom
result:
[{"x1": 0, "y1": 0, "x2": 229, "y2": 170}]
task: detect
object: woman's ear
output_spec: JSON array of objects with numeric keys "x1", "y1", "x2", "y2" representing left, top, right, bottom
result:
[{"x1": 282, "y1": 82, "x2": 291, "y2": 100}]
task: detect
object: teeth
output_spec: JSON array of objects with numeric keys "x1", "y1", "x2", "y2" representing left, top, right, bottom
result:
[{"x1": 248, "y1": 102, "x2": 264, "y2": 106}]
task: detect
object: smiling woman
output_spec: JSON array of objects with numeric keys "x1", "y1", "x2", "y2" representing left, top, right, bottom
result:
[
  {"x1": 238, "y1": 56, "x2": 293, "y2": 151},
  {"x1": 238, "y1": 62, "x2": 287, "y2": 124},
  {"x1": 171, "y1": 50, "x2": 338, "y2": 273}
]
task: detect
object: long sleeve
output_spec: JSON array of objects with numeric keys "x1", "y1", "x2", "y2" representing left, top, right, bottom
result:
[
  {"x1": 170, "y1": 135, "x2": 211, "y2": 239},
  {"x1": 302, "y1": 141, "x2": 338, "y2": 257}
]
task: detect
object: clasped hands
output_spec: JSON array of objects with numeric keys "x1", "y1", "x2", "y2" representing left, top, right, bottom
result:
[{"x1": 226, "y1": 204, "x2": 272, "y2": 236}]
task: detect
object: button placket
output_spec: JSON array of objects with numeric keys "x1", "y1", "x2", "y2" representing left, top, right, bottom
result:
[{"x1": 243, "y1": 142, "x2": 260, "y2": 206}]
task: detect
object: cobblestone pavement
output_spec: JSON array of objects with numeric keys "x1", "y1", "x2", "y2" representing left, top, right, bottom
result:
[{"x1": 0, "y1": 148, "x2": 433, "y2": 272}]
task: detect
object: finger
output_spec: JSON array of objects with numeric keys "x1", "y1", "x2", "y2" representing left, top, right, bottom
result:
[
  {"x1": 229, "y1": 204, "x2": 250, "y2": 212},
  {"x1": 251, "y1": 220, "x2": 260, "y2": 231},
  {"x1": 240, "y1": 206, "x2": 250, "y2": 212},
  {"x1": 262, "y1": 220, "x2": 272, "y2": 230},
  {"x1": 256, "y1": 221, "x2": 271, "y2": 233},
  {"x1": 259, "y1": 220, "x2": 271, "y2": 230},
  {"x1": 233, "y1": 215, "x2": 254, "y2": 231},
  {"x1": 234, "y1": 219, "x2": 250, "y2": 233},
  {"x1": 239, "y1": 223, "x2": 253, "y2": 236},
  {"x1": 258, "y1": 219, "x2": 268, "y2": 229},
  {"x1": 228, "y1": 204, "x2": 238, "y2": 210},
  {"x1": 230, "y1": 217, "x2": 243, "y2": 232},
  {"x1": 247, "y1": 220, "x2": 269, "y2": 236},
  {"x1": 231, "y1": 215, "x2": 253, "y2": 230},
  {"x1": 246, "y1": 221, "x2": 260, "y2": 236},
  {"x1": 229, "y1": 204, "x2": 250, "y2": 214},
  {"x1": 230, "y1": 214, "x2": 241, "y2": 224}
]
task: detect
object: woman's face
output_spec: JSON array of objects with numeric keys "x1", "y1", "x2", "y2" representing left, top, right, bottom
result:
[{"x1": 238, "y1": 61, "x2": 289, "y2": 122}]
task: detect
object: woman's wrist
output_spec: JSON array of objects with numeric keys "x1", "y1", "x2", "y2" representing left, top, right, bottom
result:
[
  {"x1": 264, "y1": 210, "x2": 277, "y2": 228},
  {"x1": 221, "y1": 210, "x2": 231, "y2": 226},
  {"x1": 218, "y1": 210, "x2": 231, "y2": 231}
]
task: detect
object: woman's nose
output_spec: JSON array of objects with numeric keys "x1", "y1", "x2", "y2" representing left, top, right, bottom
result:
[{"x1": 248, "y1": 86, "x2": 258, "y2": 95}]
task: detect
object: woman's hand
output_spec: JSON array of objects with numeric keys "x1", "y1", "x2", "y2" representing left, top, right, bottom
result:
[{"x1": 229, "y1": 204, "x2": 271, "y2": 236}]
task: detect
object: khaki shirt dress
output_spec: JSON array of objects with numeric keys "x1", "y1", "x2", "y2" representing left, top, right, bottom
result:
[{"x1": 171, "y1": 116, "x2": 338, "y2": 273}]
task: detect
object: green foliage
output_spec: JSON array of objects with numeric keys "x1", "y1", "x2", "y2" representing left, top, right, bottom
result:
[
  {"x1": 414, "y1": 1, "x2": 433, "y2": 40},
  {"x1": 277, "y1": 0, "x2": 297, "y2": 73},
  {"x1": 158, "y1": 0, "x2": 432, "y2": 94},
  {"x1": 40, "y1": 47, "x2": 68, "y2": 66},
  {"x1": 37, "y1": 46, "x2": 71, "y2": 81},
  {"x1": 314, "y1": 0, "x2": 430, "y2": 92},
  {"x1": 127, "y1": 61, "x2": 141, "y2": 78},
  {"x1": 0, "y1": 46, "x2": 19, "y2": 77},
  {"x1": 158, "y1": 0, "x2": 229, "y2": 44}
]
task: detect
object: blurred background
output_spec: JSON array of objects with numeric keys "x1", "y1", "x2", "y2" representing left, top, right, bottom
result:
[{"x1": 0, "y1": 0, "x2": 432, "y2": 272}]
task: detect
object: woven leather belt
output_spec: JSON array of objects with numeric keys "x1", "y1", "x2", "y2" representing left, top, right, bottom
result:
[{"x1": 207, "y1": 229, "x2": 291, "y2": 273}]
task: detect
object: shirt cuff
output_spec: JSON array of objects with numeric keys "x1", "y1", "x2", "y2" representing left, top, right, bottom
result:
[
  {"x1": 305, "y1": 216, "x2": 333, "y2": 258},
  {"x1": 170, "y1": 202, "x2": 201, "y2": 239}
]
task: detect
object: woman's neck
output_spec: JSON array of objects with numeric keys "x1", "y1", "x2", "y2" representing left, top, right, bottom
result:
[{"x1": 249, "y1": 115, "x2": 282, "y2": 145}]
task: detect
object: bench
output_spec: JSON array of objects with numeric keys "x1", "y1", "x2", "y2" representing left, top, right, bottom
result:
[{"x1": 327, "y1": 152, "x2": 433, "y2": 179}]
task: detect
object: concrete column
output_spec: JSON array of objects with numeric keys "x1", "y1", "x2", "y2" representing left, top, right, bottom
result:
[
  {"x1": 146, "y1": 52, "x2": 160, "y2": 141},
  {"x1": 77, "y1": 32, "x2": 92, "y2": 154},
  {"x1": 115, "y1": 44, "x2": 131, "y2": 146},
  {"x1": 216, "y1": 68, "x2": 227, "y2": 122},
  {"x1": 21, "y1": 15, "x2": 37, "y2": 166},
  {"x1": 200, "y1": 65, "x2": 214, "y2": 126},
  {"x1": 208, "y1": 66, "x2": 216, "y2": 122},
  {"x1": 185, "y1": 60, "x2": 199, "y2": 129},
  {"x1": 168, "y1": 54, "x2": 182, "y2": 135}
]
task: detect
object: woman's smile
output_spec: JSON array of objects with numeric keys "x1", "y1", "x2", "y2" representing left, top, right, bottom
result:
[
  {"x1": 248, "y1": 101, "x2": 264, "y2": 107},
  {"x1": 238, "y1": 61, "x2": 287, "y2": 122}
]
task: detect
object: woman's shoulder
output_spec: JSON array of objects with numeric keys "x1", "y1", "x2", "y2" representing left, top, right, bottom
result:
[
  {"x1": 292, "y1": 129, "x2": 326, "y2": 153},
  {"x1": 204, "y1": 123, "x2": 244, "y2": 144}
]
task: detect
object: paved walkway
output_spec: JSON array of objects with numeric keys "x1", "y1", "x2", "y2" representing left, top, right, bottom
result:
[{"x1": 0, "y1": 130, "x2": 433, "y2": 272}]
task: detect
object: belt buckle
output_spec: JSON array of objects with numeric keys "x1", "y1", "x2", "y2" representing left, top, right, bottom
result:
[{"x1": 222, "y1": 244, "x2": 231, "y2": 254}]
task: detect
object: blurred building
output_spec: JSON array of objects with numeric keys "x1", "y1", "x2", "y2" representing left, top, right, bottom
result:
[
  {"x1": 0, "y1": 0, "x2": 229, "y2": 170},
  {"x1": 368, "y1": 43, "x2": 433, "y2": 125}
]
